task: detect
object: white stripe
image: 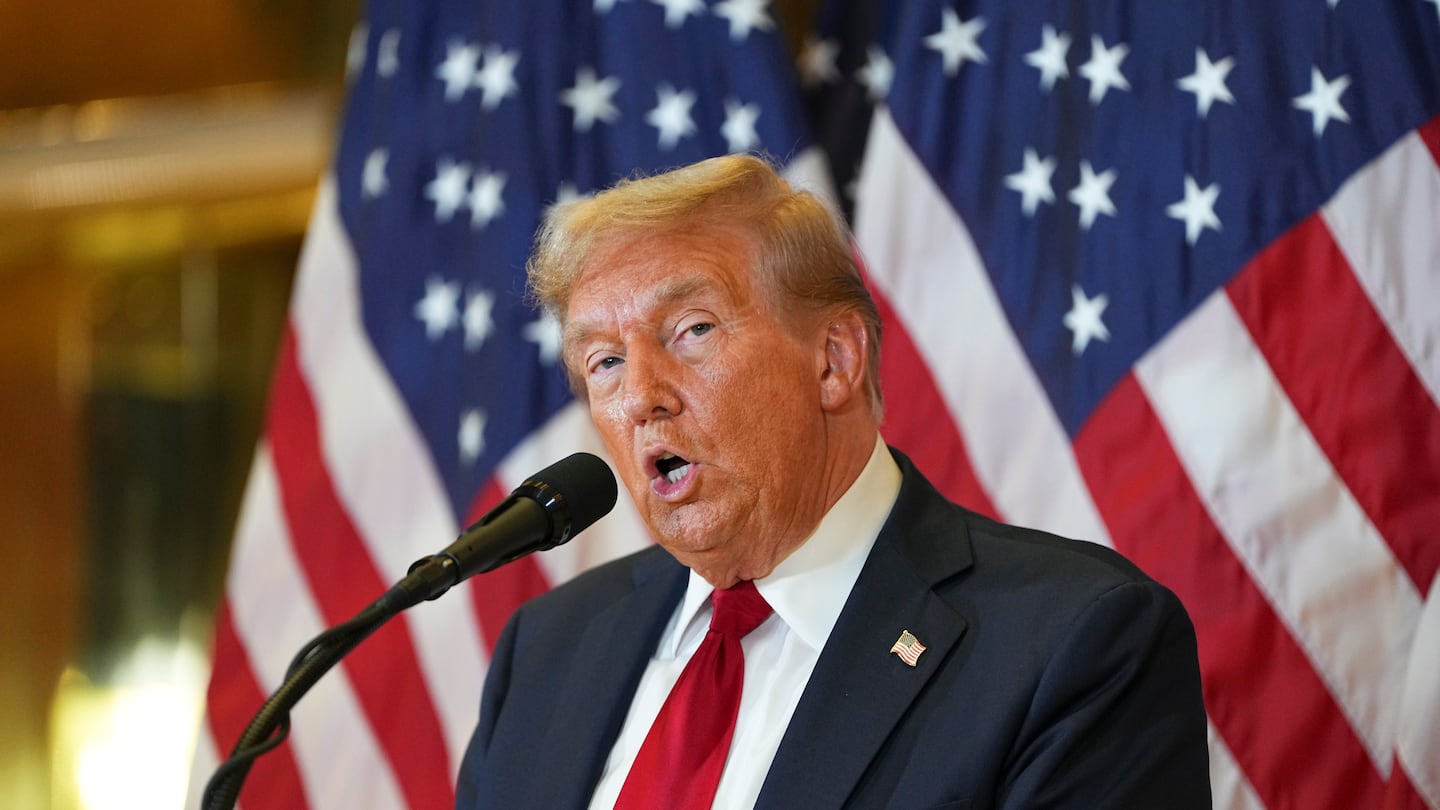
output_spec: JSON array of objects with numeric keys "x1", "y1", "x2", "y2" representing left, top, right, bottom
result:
[
  {"x1": 781, "y1": 145, "x2": 840, "y2": 208},
  {"x1": 851, "y1": 108, "x2": 1110, "y2": 545},
  {"x1": 1207, "y1": 720, "x2": 1267, "y2": 810},
  {"x1": 1135, "y1": 291, "x2": 1422, "y2": 772},
  {"x1": 290, "y1": 177, "x2": 487, "y2": 772},
  {"x1": 185, "y1": 719, "x2": 221, "y2": 810},
  {"x1": 1396, "y1": 584, "x2": 1440, "y2": 806},
  {"x1": 226, "y1": 446, "x2": 406, "y2": 810},
  {"x1": 1322, "y1": 130, "x2": 1440, "y2": 410}
]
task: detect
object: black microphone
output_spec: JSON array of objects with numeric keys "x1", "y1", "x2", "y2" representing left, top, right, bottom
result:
[{"x1": 388, "y1": 451, "x2": 618, "y2": 610}]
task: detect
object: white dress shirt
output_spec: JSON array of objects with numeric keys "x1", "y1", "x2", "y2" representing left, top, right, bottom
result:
[{"x1": 588, "y1": 436, "x2": 903, "y2": 809}]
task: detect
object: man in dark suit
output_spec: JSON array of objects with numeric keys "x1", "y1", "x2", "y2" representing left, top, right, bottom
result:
[{"x1": 455, "y1": 155, "x2": 1211, "y2": 809}]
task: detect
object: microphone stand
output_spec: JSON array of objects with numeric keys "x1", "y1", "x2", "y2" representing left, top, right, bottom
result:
[{"x1": 200, "y1": 554, "x2": 465, "y2": 810}]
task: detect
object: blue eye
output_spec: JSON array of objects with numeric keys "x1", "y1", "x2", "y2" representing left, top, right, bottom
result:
[
  {"x1": 689, "y1": 322, "x2": 714, "y2": 336},
  {"x1": 597, "y1": 356, "x2": 623, "y2": 370}
]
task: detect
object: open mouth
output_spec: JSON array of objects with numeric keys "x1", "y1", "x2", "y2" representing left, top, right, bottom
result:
[{"x1": 655, "y1": 452, "x2": 692, "y2": 484}]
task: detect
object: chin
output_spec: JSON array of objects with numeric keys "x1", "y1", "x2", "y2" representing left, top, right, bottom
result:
[{"x1": 650, "y1": 515, "x2": 729, "y2": 559}]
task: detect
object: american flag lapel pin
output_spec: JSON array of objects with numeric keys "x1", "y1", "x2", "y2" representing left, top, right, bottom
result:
[{"x1": 889, "y1": 630, "x2": 927, "y2": 667}]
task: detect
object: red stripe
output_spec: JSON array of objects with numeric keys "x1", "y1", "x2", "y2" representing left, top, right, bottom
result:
[
  {"x1": 1419, "y1": 114, "x2": 1440, "y2": 167},
  {"x1": 1382, "y1": 757, "x2": 1434, "y2": 810},
  {"x1": 1229, "y1": 214, "x2": 1440, "y2": 592},
  {"x1": 1074, "y1": 373, "x2": 1387, "y2": 810},
  {"x1": 205, "y1": 599, "x2": 308, "y2": 807},
  {"x1": 267, "y1": 326, "x2": 455, "y2": 809},
  {"x1": 464, "y1": 477, "x2": 554, "y2": 654},
  {"x1": 869, "y1": 282, "x2": 999, "y2": 518}
]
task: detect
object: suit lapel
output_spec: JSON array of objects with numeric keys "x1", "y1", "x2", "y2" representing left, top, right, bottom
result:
[
  {"x1": 532, "y1": 548, "x2": 687, "y2": 808},
  {"x1": 756, "y1": 455, "x2": 974, "y2": 809}
]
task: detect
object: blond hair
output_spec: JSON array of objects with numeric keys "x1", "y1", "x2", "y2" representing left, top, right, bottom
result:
[{"x1": 527, "y1": 154, "x2": 883, "y2": 409}]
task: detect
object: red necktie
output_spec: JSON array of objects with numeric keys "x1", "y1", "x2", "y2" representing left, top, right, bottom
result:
[{"x1": 614, "y1": 580, "x2": 774, "y2": 810}]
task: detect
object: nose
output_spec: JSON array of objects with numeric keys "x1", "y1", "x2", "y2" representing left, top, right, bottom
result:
[{"x1": 620, "y1": 343, "x2": 683, "y2": 424}]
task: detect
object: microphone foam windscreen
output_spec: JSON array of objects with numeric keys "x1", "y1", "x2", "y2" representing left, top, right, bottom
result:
[{"x1": 531, "y1": 452, "x2": 619, "y2": 534}]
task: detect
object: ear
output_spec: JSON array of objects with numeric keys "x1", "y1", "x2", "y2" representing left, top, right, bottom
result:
[{"x1": 818, "y1": 310, "x2": 869, "y2": 413}]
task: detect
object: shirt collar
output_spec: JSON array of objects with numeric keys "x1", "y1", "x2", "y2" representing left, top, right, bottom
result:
[{"x1": 660, "y1": 436, "x2": 902, "y2": 657}]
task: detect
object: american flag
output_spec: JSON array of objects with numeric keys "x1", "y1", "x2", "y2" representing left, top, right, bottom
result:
[
  {"x1": 189, "y1": 0, "x2": 1440, "y2": 808},
  {"x1": 808, "y1": 0, "x2": 1440, "y2": 807},
  {"x1": 889, "y1": 630, "x2": 928, "y2": 667}
]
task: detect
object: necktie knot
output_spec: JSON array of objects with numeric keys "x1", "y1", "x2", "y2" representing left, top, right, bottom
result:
[{"x1": 709, "y1": 580, "x2": 772, "y2": 638}]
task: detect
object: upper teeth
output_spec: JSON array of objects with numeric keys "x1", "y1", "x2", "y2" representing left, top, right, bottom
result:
[{"x1": 665, "y1": 463, "x2": 689, "y2": 484}]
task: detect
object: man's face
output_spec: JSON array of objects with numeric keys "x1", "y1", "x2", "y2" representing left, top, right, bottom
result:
[{"x1": 562, "y1": 226, "x2": 834, "y2": 583}]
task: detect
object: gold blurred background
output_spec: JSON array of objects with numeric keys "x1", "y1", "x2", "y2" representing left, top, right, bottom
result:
[{"x1": 0, "y1": 1, "x2": 357, "y2": 806}]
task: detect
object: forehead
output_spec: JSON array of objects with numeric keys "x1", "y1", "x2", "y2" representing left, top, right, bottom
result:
[{"x1": 565, "y1": 227, "x2": 760, "y2": 329}]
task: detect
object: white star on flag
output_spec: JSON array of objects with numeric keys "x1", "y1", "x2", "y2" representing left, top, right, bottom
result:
[
  {"x1": 462, "y1": 288, "x2": 496, "y2": 350},
  {"x1": 1166, "y1": 176, "x2": 1222, "y2": 246},
  {"x1": 377, "y1": 29, "x2": 401, "y2": 78},
  {"x1": 1025, "y1": 25, "x2": 1071, "y2": 92},
  {"x1": 594, "y1": 0, "x2": 627, "y2": 12},
  {"x1": 1005, "y1": 148, "x2": 1057, "y2": 216},
  {"x1": 1079, "y1": 35, "x2": 1130, "y2": 105},
  {"x1": 362, "y1": 148, "x2": 390, "y2": 199},
  {"x1": 475, "y1": 46, "x2": 520, "y2": 110},
  {"x1": 925, "y1": 9, "x2": 987, "y2": 77},
  {"x1": 721, "y1": 98, "x2": 761, "y2": 153},
  {"x1": 646, "y1": 84, "x2": 698, "y2": 150},
  {"x1": 714, "y1": 0, "x2": 773, "y2": 41},
  {"x1": 798, "y1": 35, "x2": 840, "y2": 86},
  {"x1": 652, "y1": 0, "x2": 705, "y2": 29},
  {"x1": 467, "y1": 168, "x2": 507, "y2": 229},
  {"x1": 425, "y1": 157, "x2": 471, "y2": 223},
  {"x1": 414, "y1": 277, "x2": 461, "y2": 340},
  {"x1": 1068, "y1": 160, "x2": 1118, "y2": 230},
  {"x1": 561, "y1": 67, "x2": 622, "y2": 132},
  {"x1": 858, "y1": 46, "x2": 895, "y2": 102},
  {"x1": 1177, "y1": 48, "x2": 1236, "y2": 118},
  {"x1": 1063, "y1": 284, "x2": 1111, "y2": 355},
  {"x1": 436, "y1": 40, "x2": 481, "y2": 102},
  {"x1": 345, "y1": 22, "x2": 368, "y2": 80},
  {"x1": 457, "y1": 408, "x2": 486, "y2": 466},
  {"x1": 550, "y1": 181, "x2": 583, "y2": 213},
  {"x1": 524, "y1": 313, "x2": 563, "y2": 366},
  {"x1": 1293, "y1": 66, "x2": 1352, "y2": 137}
]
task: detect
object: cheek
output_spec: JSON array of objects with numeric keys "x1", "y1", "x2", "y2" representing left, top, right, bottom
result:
[
  {"x1": 720, "y1": 343, "x2": 815, "y2": 407},
  {"x1": 585, "y1": 397, "x2": 656, "y2": 494},
  {"x1": 703, "y1": 334, "x2": 804, "y2": 393},
  {"x1": 588, "y1": 397, "x2": 631, "y2": 457},
  {"x1": 700, "y1": 350, "x2": 817, "y2": 454},
  {"x1": 591, "y1": 392, "x2": 626, "y2": 426}
]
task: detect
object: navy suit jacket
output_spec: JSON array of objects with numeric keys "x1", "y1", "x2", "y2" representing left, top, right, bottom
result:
[{"x1": 455, "y1": 450, "x2": 1211, "y2": 809}]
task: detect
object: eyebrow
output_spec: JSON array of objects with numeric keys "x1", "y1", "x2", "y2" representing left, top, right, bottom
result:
[{"x1": 562, "y1": 274, "x2": 724, "y2": 358}]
